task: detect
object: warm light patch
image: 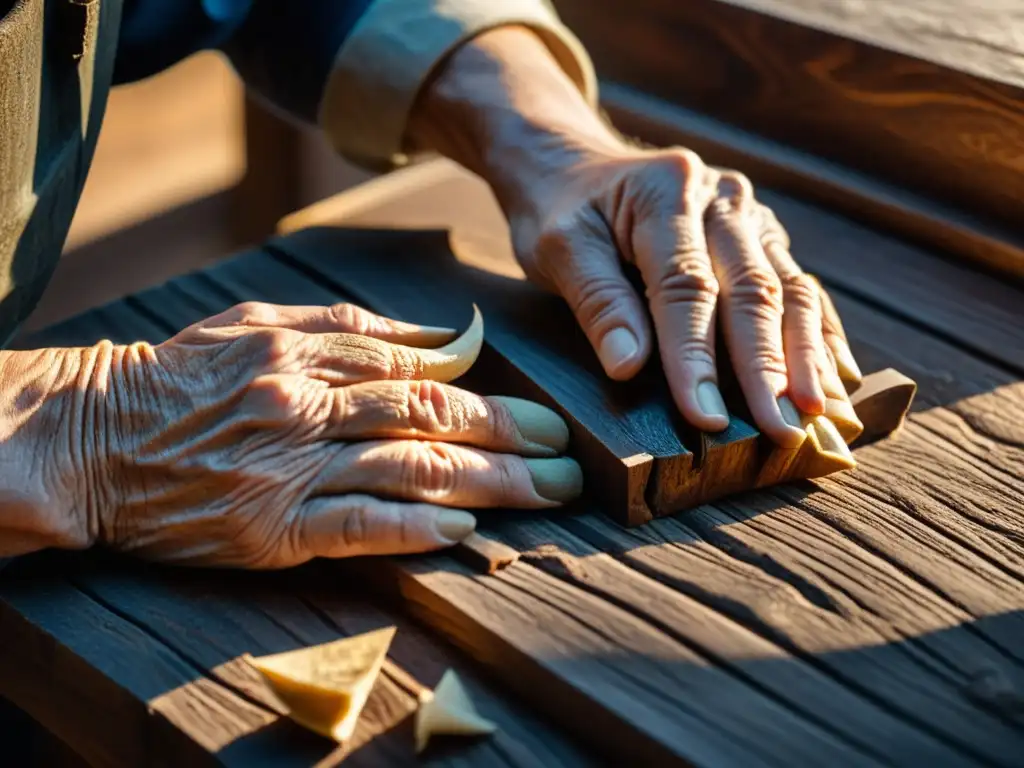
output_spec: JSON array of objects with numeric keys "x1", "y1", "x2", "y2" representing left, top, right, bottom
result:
[{"x1": 244, "y1": 626, "x2": 396, "y2": 743}]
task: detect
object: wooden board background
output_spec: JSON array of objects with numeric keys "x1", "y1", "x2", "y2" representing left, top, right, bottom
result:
[
  {"x1": 8, "y1": 196, "x2": 1024, "y2": 763},
  {"x1": 554, "y1": 0, "x2": 1024, "y2": 236}
]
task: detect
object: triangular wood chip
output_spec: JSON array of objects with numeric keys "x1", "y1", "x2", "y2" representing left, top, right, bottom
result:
[
  {"x1": 244, "y1": 626, "x2": 396, "y2": 743},
  {"x1": 415, "y1": 669, "x2": 497, "y2": 753}
]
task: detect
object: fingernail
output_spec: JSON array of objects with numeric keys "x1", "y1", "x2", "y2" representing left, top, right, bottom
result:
[
  {"x1": 435, "y1": 510, "x2": 477, "y2": 543},
  {"x1": 833, "y1": 340, "x2": 863, "y2": 383},
  {"x1": 526, "y1": 457, "x2": 584, "y2": 503},
  {"x1": 494, "y1": 397, "x2": 570, "y2": 454},
  {"x1": 697, "y1": 381, "x2": 730, "y2": 422},
  {"x1": 599, "y1": 327, "x2": 639, "y2": 372},
  {"x1": 777, "y1": 395, "x2": 804, "y2": 430}
]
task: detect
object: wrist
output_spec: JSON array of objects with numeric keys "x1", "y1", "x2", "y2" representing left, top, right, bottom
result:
[
  {"x1": 408, "y1": 26, "x2": 627, "y2": 219},
  {"x1": 0, "y1": 343, "x2": 121, "y2": 556}
]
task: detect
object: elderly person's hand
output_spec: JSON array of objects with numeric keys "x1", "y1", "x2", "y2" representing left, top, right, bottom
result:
[
  {"x1": 410, "y1": 27, "x2": 862, "y2": 447},
  {"x1": 0, "y1": 303, "x2": 579, "y2": 566}
]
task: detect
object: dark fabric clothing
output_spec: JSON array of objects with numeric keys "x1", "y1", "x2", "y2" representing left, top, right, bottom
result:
[
  {"x1": 0, "y1": 0, "x2": 376, "y2": 352},
  {"x1": 115, "y1": 0, "x2": 375, "y2": 124}
]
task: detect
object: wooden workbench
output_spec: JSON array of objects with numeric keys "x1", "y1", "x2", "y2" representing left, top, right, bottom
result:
[{"x1": 2, "y1": 155, "x2": 1022, "y2": 766}]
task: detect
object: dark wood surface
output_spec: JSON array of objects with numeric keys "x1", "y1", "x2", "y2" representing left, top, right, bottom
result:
[
  {"x1": 6, "y1": 185, "x2": 1023, "y2": 764},
  {"x1": 555, "y1": 0, "x2": 1024, "y2": 254}
]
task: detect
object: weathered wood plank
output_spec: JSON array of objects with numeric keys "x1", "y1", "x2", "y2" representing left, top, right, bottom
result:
[
  {"x1": 138, "y1": 239, "x2": 1024, "y2": 762},
  {"x1": 110, "y1": 248, "x2": 941, "y2": 765},
  {"x1": 67, "y1": 559, "x2": 594, "y2": 767},
  {"x1": 0, "y1": 560, "x2": 275, "y2": 768},
  {"x1": 58, "y1": 277, "x2": 604, "y2": 767},
  {"x1": 14, "y1": 203, "x2": 1023, "y2": 765},
  {"x1": 554, "y1": 0, "x2": 1024, "y2": 231},
  {"x1": 734, "y1": 0, "x2": 1024, "y2": 89}
]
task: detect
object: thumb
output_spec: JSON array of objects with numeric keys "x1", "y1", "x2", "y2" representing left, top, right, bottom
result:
[
  {"x1": 539, "y1": 211, "x2": 652, "y2": 380},
  {"x1": 298, "y1": 495, "x2": 477, "y2": 559}
]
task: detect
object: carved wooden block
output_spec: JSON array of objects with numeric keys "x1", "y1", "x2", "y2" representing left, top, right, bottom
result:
[{"x1": 273, "y1": 227, "x2": 916, "y2": 527}]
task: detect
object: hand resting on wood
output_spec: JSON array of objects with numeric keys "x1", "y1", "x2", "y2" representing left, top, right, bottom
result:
[{"x1": 0, "y1": 303, "x2": 581, "y2": 567}]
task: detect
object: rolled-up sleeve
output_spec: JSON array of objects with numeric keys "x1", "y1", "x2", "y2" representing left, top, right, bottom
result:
[
  {"x1": 317, "y1": 0, "x2": 598, "y2": 169},
  {"x1": 117, "y1": 1, "x2": 596, "y2": 171}
]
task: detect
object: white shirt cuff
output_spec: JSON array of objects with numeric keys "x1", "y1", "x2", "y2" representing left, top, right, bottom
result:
[{"x1": 317, "y1": 0, "x2": 598, "y2": 170}]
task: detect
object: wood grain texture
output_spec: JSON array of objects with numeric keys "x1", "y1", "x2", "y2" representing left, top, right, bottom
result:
[
  {"x1": 7, "y1": 220, "x2": 1024, "y2": 764},
  {"x1": 136, "y1": 236, "x2": 1024, "y2": 761},
  {"x1": 554, "y1": 0, "x2": 1024, "y2": 233},
  {"x1": 733, "y1": 0, "x2": 1024, "y2": 89},
  {"x1": 451, "y1": 532, "x2": 520, "y2": 575},
  {"x1": 601, "y1": 84, "x2": 1024, "y2": 280},
  {"x1": 0, "y1": 551, "x2": 597, "y2": 767}
]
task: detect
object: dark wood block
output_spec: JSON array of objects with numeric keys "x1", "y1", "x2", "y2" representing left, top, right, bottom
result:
[
  {"x1": 269, "y1": 228, "x2": 790, "y2": 526},
  {"x1": 268, "y1": 228, "x2": 919, "y2": 525},
  {"x1": 265, "y1": 228, "x2": 756, "y2": 525}
]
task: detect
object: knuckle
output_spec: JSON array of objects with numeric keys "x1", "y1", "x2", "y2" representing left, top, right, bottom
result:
[
  {"x1": 655, "y1": 148, "x2": 705, "y2": 184},
  {"x1": 673, "y1": 342, "x2": 717, "y2": 367},
  {"x1": 717, "y1": 170, "x2": 754, "y2": 199},
  {"x1": 569, "y1": 271, "x2": 634, "y2": 326},
  {"x1": 708, "y1": 170, "x2": 755, "y2": 219},
  {"x1": 533, "y1": 211, "x2": 598, "y2": 271},
  {"x1": 338, "y1": 502, "x2": 371, "y2": 549},
  {"x1": 329, "y1": 302, "x2": 371, "y2": 334},
  {"x1": 727, "y1": 266, "x2": 783, "y2": 310},
  {"x1": 652, "y1": 257, "x2": 721, "y2": 305},
  {"x1": 406, "y1": 380, "x2": 461, "y2": 435},
  {"x1": 403, "y1": 441, "x2": 460, "y2": 498},
  {"x1": 386, "y1": 343, "x2": 422, "y2": 380},
  {"x1": 746, "y1": 350, "x2": 789, "y2": 377},
  {"x1": 233, "y1": 301, "x2": 277, "y2": 327},
  {"x1": 240, "y1": 328, "x2": 293, "y2": 369},
  {"x1": 243, "y1": 375, "x2": 300, "y2": 420},
  {"x1": 780, "y1": 272, "x2": 820, "y2": 311}
]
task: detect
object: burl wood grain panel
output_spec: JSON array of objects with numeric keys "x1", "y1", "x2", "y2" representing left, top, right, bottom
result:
[{"x1": 554, "y1": 0, "x2": 1024, "y2": 233}]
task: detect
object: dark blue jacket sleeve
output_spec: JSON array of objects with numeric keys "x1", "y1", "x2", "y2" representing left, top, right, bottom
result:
[{"x1": 115, "y1": 0, "x2": 375, "y2": 125}]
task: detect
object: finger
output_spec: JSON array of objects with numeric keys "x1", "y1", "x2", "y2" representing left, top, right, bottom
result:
[
  {"x1": 315, "y1": 440, "x2": 583, "y2": 508},
  {"x1": 305, "y1": 306, "x2": 484, "y2": 385},
  {"x1": 535, "y1": 205, "x2": 652, "y2": 380},
  {"x1": 708, "y1": 174, "x2": 805, "y2": 447},
  {"x1": 195, "y1": 301, "x2": 457, "y2": 347},
  {"x1": 324, "y1": 380, "x2": 569, "y2": 456},
  {"x1": 814, "y1": 277, "x2": 862, "y2": 384},
  {"x1": 633, "y1": 158, "x2": 729, "y2": 433},
  {"x1": 758, "y1": 211, "x2": 826, "y2": 415},
  {"x1": 299, "y1": 495, "x2": 478, "y2": 558}
]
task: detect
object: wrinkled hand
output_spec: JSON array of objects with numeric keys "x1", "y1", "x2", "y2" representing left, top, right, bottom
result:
[
  {"x1": 509, "y1": 146, "x2": 863, "y2": 447},
  {"x1": 18, "y1": 303, "x2": 580, "y2": 567}
]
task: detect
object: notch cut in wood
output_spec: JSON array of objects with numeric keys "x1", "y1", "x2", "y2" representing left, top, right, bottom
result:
[
  {"x1": 453, "y1": 532, "x2": 520, "y2": 574},
  {"x1": 244, "y1": 626, "x2": 395, "y2": 743}
]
